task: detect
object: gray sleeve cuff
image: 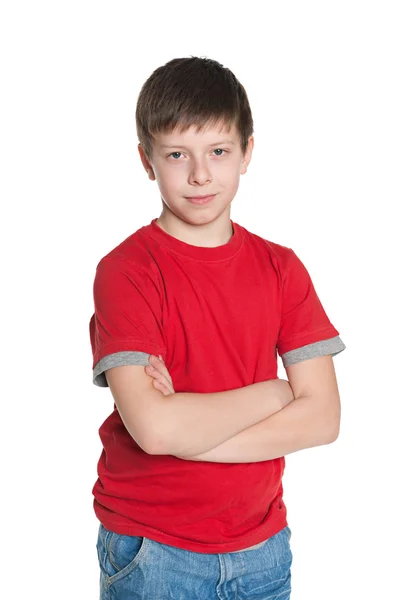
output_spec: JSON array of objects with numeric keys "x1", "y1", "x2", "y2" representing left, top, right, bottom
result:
[
  {"x1": 93, "y1": 351, "x2": 152, "y2": 387},
  {"x1": 281, "y1": 335, "x2": 346, "y2": 368},
  {"x1": 93, "y1": 336, "x2": 346, "y2": 386}
]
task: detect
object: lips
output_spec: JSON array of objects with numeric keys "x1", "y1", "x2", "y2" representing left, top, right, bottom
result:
[{"x1": 186, "y1": 194, "x2": 216, "y2": 205}]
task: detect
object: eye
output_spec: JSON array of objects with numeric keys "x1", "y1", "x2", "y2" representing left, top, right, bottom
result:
[{"x1": 167, "y1": 149, "x2": 228, "y2": 160}]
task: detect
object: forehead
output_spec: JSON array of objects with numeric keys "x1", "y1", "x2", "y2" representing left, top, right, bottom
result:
[{"x1": 154, "y1": 121, "x2": 239, "y2": 148}]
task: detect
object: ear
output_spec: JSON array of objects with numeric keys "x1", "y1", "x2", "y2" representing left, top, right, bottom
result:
[
  {"x1": 138, "y1": 144, "x2": 156, "y2": 181},
  {"x1": 240, "y1": 136, "x2": 254, "y2": 175}
]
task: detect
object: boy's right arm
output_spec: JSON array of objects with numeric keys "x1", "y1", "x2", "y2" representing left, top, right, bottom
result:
[{"x1": 105, "y1": 365, "x2": 293, "y2": 456}]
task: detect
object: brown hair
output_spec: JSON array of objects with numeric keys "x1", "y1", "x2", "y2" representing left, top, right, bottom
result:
[{"x1": 135, "y1": 56, "x2": 254, "y2": 161}]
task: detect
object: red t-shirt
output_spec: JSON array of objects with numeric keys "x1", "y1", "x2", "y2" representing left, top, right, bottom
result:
[{"x1": 89, "y1": 218, "x2": 345, "y2": 554}]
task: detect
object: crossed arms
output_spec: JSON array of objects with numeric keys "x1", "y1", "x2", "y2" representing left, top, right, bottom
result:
[{"x1": 156, "y1": 354, "x2": 341, "y2": 463}]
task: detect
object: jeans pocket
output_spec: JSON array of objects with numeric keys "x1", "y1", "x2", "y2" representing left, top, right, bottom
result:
[{"x1": 97, "y1": 524, "x2": 150, "y2": 586}]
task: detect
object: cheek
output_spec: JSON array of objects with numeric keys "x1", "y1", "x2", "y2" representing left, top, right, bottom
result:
[
  {"x1": 219, "y1": 163, "x2": 241, "y2": 186},
  {"x1": 217, "y1": 156, "x2": 241, "y2": 174},
  {"x1": 152, "y1": 166, "x2": 181, "y2": 191},
  {"x1": 162, "y1": 172, "x2": 183, "y2": 195}
]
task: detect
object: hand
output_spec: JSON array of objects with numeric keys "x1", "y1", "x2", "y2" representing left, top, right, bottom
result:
[{"x1": 145, "y1": 355, "x2": 175, "y2": 396}]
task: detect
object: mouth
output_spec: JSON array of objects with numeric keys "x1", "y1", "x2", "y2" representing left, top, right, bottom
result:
[{"x1": 185, "y1": 194, "x2": 216, "y2": 205}]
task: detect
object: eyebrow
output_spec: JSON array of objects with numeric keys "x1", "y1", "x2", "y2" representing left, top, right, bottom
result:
[{"x1": 160, "y1": 140, "x2": 236, "y2": 149}]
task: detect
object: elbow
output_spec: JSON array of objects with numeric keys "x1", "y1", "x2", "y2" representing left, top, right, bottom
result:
[
  {"x1": 145, "y1": 395, "x2": 181, "y2": 455},
  {"x1": 325, "y1": 418, "x2": 341, "y2": 444},
  {"x1": 140, "y1": 438, "x2": 159, "y2": 455},
  {"x1": 325, "y1": 429, "x2": 339, "y2": 445},
  {"x1": 124, "y1": 421, "x2": 168, "y2": 456},
  {"x1": 142, "y1": 426, "x2": 171, "y2": 455},
  {"x1": 145, "y1": 438, "x2": 168, "y2": 455},
  {"x1": 140, "y1": 397, "x2": 175, "y2": 455},
  {"x1": 322, "y1": 396, "x2": 341, "y2": 444},
  {"x1": 140, "y1": 429, "x2": 169, "y2": 455},
  {"x1": 124, "y1": 428, "x2": 155, "y2": 455}
]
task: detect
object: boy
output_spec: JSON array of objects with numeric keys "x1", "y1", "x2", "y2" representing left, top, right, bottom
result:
[{"x1": 90, "y1": 56, "x2": 346, "y2": 599}]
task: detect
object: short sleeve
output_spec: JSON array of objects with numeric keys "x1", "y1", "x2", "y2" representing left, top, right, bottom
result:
[
  {"x1": 89, "y1": 258, "x2": 167, "y2": 387},
  {"x1": 276, "y1": 249, "x2": 346, "y2": 367}
]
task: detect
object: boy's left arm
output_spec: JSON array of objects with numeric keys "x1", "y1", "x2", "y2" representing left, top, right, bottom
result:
[{"x1": 175, "y1": 354, "x2": 341, "y2": 463}]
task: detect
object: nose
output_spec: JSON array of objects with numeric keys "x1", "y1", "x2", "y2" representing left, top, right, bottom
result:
[{"x1": 188, "y1": 157, "x2": 212, "y2": 186}]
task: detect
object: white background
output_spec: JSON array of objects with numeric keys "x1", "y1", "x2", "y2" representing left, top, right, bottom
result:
[{"x1": 1, "y1": 1, "x2": 399, "y2": 598}]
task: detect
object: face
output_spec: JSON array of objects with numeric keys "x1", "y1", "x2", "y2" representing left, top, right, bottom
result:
[{"x1": 138, "y1": 121, "x2": 254, "y2": 239}]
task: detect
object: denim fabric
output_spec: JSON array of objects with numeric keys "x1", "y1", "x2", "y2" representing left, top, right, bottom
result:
[{"x1": 96, "y1": 523, "x2": 292, "y2": 599}]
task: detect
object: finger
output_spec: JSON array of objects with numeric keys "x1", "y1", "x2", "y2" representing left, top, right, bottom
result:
[
  {"x1": 146, "y1": 365, "x2": 166, "y2": 382},
  {"x1": 152, "y1": 379, "x2": 168, "y2": 396},
  {"x1": 152, "y1": 378, "x2": 173, "y2": 396},
  {"x1": 150, "y1": 356, "x2": 173, "y2": 386},
  {"x1": 155, "y1": 363, "x2": 173, "y2": 387},
  {"x1": 146, "y1": 366, "x2": 174, "y2": 394}
]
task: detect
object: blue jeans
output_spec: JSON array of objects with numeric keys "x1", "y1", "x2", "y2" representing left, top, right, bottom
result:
[{"x1": 96, "y1": 523, "x2": 292, "y2": 599}]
